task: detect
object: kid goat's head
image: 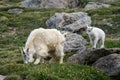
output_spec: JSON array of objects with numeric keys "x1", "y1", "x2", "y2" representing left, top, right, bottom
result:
[
  {"x1": 85, "y1": 24, "x2": 93, "y2": 34},
  {"x1": 20, "y1": 48, "x2": 34, "y2": 64}
]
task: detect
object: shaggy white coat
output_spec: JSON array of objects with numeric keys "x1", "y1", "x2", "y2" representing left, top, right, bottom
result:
[
  {"x1": 23, "y1": 28, "x2": 65, "y2": 64},
  {"x1": 86, "y1": 26, "x2": 105, "y2": 48}
]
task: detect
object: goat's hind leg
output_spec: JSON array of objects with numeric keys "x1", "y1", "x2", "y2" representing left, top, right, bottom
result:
[
  {"x1": 56, "y1": 45, "x2": 64, "y2": 64},
  {"x1": 59, "y1": 55, "x2": 64, "y2": 64}
]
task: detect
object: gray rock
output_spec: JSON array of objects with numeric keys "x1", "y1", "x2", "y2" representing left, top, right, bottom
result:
[
  {"x1": 63, "y1": 32, "x2": 86, "y2": 52},
  {"x1": 21, "y1": 0, "x2": 87, "y2": 9},
  {"x1": 93, "y1": 0, "x2": 116, "y2": 2},
  {"x1": 0, "y1": 5, "x2": 5, "y2": 8},
  {"x1": 21, "y1": 0, "x2": 67, "y2": 9},
  {"x1": 106, "y1": 22, "x2": 113, "y2": 27},
  {"x1": 67, "y1": 48, "x2": 120, "y2": 65},
  {"x1": 93, "y1": 54, "x2": 120, "y2": 80},
  {"x1": 46, "y1": 12, "x2": 91, "y2": 34},
  {"x1": 0, "y1": 75, "x2": 6, "y2": 80},
  {"x1": 66, "y1": 0, "x2": 80, "y2": 8},
  {"x1": 8, "y1": 8, "x2": 23, "y2": 14},
  {"x1": 84, "y1": 2, "x2": 111, "y2": 10}
]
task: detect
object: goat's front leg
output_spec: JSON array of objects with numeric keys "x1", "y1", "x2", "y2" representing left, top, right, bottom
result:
[
  {"x1": 88, "y1": 35, "x2": 93, "y2": 47},
  {"x1": 34, "y1": 56, "x2": 41, "y2": 64},
  {"x1": 93, "y1": 37, "x2": 98, "y2": 48}
]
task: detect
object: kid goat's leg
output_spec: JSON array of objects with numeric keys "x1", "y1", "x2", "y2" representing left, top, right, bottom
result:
[
  {"x1": 89, "y1": 35, "x2": 93, "y2": 47},
  {"x1": 93, "y1": 38, "x2": 98, "y2": 48},
  {"x1": 100, "y1": 37, "x2": 105, "y2": 48}
]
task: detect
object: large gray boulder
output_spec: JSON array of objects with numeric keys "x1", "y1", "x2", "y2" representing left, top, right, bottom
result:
[
  {"x1": 93, "y1": 0, "x2": 116, "y2": 2},
  {"x1": 63, "y1": 32, "x2": 86, "y2": 52},
  {"x1": 84, "y1": 2, "x2": 111, "y2": 10},
  {"x1": 21, "y1": 0, "x2": 85, "y2": 9},
  {"x1": 0, "y1": 75, "x2": 6, "y2": 80},
  {"x1": 46, "y1": 12, "x2": 91, "y2": 33},
  {"x1": 66, "y1": 0, "x2": 81, "y2": 8},
  {"x1": 21, "y1": 0, "x2": 67, "y2": 9},
  {"x1": 46, "y1": 12, "x2": 89, "y2": 52},
  {"x1": 67, "y1": 48, "x2": 120, "y2": 65},
  {"x1": 93, "y1": 54, "x2": 120, "y2": 80}
]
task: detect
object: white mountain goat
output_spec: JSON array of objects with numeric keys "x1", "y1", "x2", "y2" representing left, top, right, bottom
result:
[
  {"x1": 86, "y1": 25, "x2": 105, "y2": 48},
  {"x1": 21, "y1": 28, "x2": 65, "y2": 64}
]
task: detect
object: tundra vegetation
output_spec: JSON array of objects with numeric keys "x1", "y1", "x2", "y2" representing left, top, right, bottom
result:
[{"x1": 0, "y1": 0, "x2": 120, "y2": 80}]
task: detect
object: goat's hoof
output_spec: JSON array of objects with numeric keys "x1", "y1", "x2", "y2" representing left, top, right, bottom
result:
[
  {"x1": 60, "y1": 62, "x2": 63, "y2": 64},
  {"x1": 34, "y1": 62, "x2": 39, "y2": 65}
]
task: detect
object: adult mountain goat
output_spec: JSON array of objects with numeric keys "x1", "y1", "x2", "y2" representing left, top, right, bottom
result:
[
  {"x1": 86, "y1": 25, "x2": 105, "y2": 48},
  {"x1": 21, "y1": 28, "x2": 65, "y2": 64}
]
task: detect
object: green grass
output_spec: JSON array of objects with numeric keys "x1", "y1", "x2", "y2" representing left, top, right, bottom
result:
[
  {"x1": 0, "y1": 63, "x2": 111, "y2": 80},
  {"x1": 0, "y1": 0, "x2": 120, "y2": 79},
  {"x1": 4, "y1": 75, "x2": 22, "y2": 80},
  {"x1": 0, "y1": 7, "x2": 120, "y2": 49},
  {"x1": 105, "y1": 38, "x2": 120, "y2": 48},
  {"x1": 0, "y1": 48, "x2": 111, "y2": 80},
  {"x1": 106, "y1": 0, "x2": 120, "y2": 7}
]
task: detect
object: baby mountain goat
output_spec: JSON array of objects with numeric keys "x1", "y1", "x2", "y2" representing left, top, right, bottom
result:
[
  {"x1": 21, "y1": 28, "x2": 65, "y2": 64},
  {"x1": 86, "y1": 25, "x2": 105, "y2": 48}
]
